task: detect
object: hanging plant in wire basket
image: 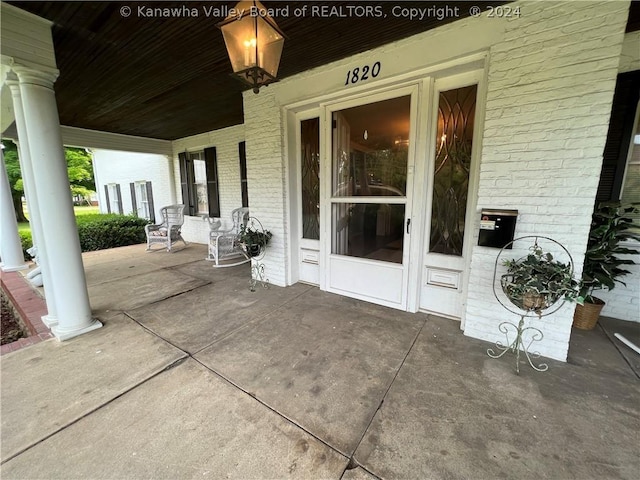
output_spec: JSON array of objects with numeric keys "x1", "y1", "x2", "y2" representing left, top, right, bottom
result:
[{"x1": 501, "y1": 244, "x2": 579, "y2": 316}]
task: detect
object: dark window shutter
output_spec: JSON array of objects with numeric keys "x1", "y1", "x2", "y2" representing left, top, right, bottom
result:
[
  {"x1": 115, "y1": 184, "x2": 123, "y2": 214},
  {"x1": 104, "y1": 185, "x2": 111, "y2": 214},
  {"x1": 146, "y1": 181, "x2": 155, "y2": 223},
  {"x1": 239, "y1": 141, "x2": 249, "y2": 208},
  {"x1": 596, "y1": 71, "x2": 640, "y2": 203},
  {"x1": 204, "y1": 147, "x2": 221, "y2": 217},
  {"x1": 178, "y1": 152, "x2": 194, "y2": 216},
  {"x1": 130, "y1": 182, "x2": 137, "y2": 216}
]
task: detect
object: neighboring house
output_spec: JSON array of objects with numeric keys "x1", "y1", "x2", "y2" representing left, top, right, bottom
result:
[
  {"x1": 92, "y1": 149, "x2": 176, "y2": 223},
  {"x1": 1, "y1": 1, "x2": 638, "y2": 357}
]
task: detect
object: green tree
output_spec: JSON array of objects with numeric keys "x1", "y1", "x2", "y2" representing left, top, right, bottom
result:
[
  {"x1": 65, "y1": 147, "x2": 95, "y2": 204},
  {"x1": 2, "y1": 140, "x2": 27, "y2": 222},
  {"x1": 1, "y1": 140, "x2": 96, "y2": 219}
]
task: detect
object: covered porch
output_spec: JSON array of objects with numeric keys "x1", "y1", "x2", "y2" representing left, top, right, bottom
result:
[{"x1": 1, "y1": 243, "x2": 639, "y2": 478}]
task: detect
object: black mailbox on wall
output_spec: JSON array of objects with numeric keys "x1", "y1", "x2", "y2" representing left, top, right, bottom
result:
[{"x1": 478, "y1": 209, "x2": 518, "y2": 249}]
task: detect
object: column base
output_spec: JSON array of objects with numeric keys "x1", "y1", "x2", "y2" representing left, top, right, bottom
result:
[
  {"x1": 41, "y1": 315, "x2": 59, "y2": 327},
  {"x1": 0, "y1": 263, "x2": 29, "y2": 272},
  {"x1": 52, "y1": 319, "x2": 103, "y2": 341}
]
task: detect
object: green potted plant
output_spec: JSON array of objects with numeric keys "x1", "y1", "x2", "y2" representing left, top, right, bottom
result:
[
  {"x1": 573, "y1": 202, "x2": 640, "y2": 330},
  {"x1": 238, "y1": 224, "x2": 272, "y2": 258},
  {"x1": 501, "y1": 244, "x2": 579, "y2": 316}
]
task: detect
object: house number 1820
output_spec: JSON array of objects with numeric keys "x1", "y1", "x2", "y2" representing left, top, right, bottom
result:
[{"x1": 345, "y1": 62, "x2": 381, "y2": 85}]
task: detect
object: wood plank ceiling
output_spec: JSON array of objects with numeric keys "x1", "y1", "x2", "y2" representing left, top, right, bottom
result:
[{"x1": 7, "y1": 1, "x2": 637, "y2": 141}]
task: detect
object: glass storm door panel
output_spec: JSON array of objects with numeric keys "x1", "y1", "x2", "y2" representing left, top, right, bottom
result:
[{"x1": 326, "y1": 92, "x2": 414, "y2": 309}]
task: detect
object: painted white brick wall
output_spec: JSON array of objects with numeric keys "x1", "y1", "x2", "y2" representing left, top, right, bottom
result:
[
  {"x1": 171, "y1": 124, "x2": 245, "y2": 244},
  {"x1": 464, "y1": 0, "x2": 630, "y2": 361},
  {"x1": 92, "y1": 149, "x2": 174, "y2": 221},
  {"x1": 242, "y1": 91, "x2": 289, "y2": 287}
]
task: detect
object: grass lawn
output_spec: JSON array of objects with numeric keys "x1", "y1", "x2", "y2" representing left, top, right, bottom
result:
[{"x1": 18, "y1": 205, "x2": 100, "y2": 233}]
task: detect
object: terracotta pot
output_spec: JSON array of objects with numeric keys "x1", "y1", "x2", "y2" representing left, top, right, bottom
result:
[{"x1": 573, "y1": 298, "x2": 605, "y2": 330}]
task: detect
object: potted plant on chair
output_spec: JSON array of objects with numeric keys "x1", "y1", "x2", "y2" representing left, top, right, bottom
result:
[
  {"x1": 501, "y1": 244, "x2": 579, "y2": 316},
  {"x1": 573, "y1": 202, "x2": 640, "y2": 330},
  {"x1": 238, "y1": 224, "x2": 272, "y2": 258}
]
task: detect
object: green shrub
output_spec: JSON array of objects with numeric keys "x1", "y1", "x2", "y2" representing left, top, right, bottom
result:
[
  {"x1": 16, "y1": 214, "x2": 148, "y2": 259},
  {"x1": 76, "y1": 214, "x2": 149, "y2": 252},
  {"x1": 19, "y1": 231, "x2": 33, "y2": 261}
]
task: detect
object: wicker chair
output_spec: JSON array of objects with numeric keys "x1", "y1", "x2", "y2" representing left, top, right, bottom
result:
[
  {"x1": 208, "y1": 207, "x2": 250, "y2": 267},
  {"x1": 145, "y1": 204, "x2": 187, "y2": 252}
]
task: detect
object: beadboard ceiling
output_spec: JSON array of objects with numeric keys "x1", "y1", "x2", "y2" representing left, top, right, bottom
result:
[{"x1": 6, "y1": 1, "x2": 639, "y2": 141}]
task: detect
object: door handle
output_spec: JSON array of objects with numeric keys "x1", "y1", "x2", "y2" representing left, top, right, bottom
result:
[{"x1": 406, "y1": 218, "x2": 411, "y2": 234}]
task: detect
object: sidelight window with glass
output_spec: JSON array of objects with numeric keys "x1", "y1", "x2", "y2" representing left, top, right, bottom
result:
[{"x1": 429, "y1": 84, "x2": 477, "y2": 256}]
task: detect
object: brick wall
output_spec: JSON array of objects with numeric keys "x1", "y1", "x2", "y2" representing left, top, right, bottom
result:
[
  {"x1": 242, "y1": 92, "x2": 289, "y2": 287},
  {"x1": 171, "y1": 124, "x2": 245, "y2": 244},
  {"x1": 463, "y1": 0, "x2": 630, "y2": 360}
]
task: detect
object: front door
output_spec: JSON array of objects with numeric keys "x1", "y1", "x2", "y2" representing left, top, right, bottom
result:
[{"x1": 324, "y1": 87, "x2": 417, "y2": 309}]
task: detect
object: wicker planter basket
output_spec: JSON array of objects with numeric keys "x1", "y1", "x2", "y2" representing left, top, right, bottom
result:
[{"x1": 573, "y1": 298, "x2": 605, "y2": 330}]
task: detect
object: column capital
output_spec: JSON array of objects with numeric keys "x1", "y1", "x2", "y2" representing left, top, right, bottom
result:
[
  {"x1": 5, "y1": 71, "x2": 20, "y2": 91},
  {"x1": 12, "y1": 65, "x2": 59, "y2": 88}
]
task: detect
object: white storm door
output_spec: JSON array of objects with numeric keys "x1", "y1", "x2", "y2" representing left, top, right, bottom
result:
[{"x1": 324, "y1": 87, "x2": 418, "y2": 310}]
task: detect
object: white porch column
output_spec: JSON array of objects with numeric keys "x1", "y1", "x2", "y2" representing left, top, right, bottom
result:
[
  {"x1": 0, "y1": 147, "x2": 27, "y2": 271},
  {"x1": 14, "y1": 66, "x2": 101, "y2": 340},
  {"x1": 7, "y1": 77, "x2": 59, "y2": 325}
]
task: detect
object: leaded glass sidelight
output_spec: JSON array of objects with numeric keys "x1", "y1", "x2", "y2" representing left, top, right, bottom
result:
[
  {"x1": 301, "y1": 117, "x2": 320, "y2": 240},
  {"x1": 429, "y1": 84, "x2": 477, "y2": 255}
]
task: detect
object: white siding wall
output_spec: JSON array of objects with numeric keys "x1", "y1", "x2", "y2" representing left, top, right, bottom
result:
[
  {"x1": 92, "y1": 149, "x2": 175, "y2": 221},
  {"x1": 464, "y1": 0, "x2": 630, "y2": 360},
  {"x1": 171, "y1": 124, "x2": 245, "y2": 244}
]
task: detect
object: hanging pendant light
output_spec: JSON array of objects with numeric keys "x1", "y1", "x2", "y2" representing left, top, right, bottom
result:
[{"x1": 217, "y1": 1, "x2": 286, "y2": 93}]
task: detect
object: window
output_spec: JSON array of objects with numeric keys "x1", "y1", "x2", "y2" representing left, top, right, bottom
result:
[
  {"x1": 104, "y1": 183, "x2": 122, "y2": 214},
  {"x1": 179, "y1": 147, "x2": 220, "y2": 217},
  {"x1": 130, "y1": 181, "x2": 155, "y2": 222},
  {"x1": 239, "y1": 142, "x2": 249, "y2": 208}
]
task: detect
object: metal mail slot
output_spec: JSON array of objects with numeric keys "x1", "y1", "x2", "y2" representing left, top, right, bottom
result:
[
  {"x1": 426, "y1": 268, "x2": 460, "y2": 289},
  {"x1": 478, "y1": 209, "x2": 518, "y2": 249},
  {"x1": 301, "y1": 250, "x2": 319, "y2": 264}
]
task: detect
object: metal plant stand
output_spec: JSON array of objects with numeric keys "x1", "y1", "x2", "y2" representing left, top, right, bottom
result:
[
  {"x1": 488, "y1": 236, "x2": 574, "y2": 374},
  {"x1": 241, "y1": 217, "x2": 270, "y2": 292},
  {"x1": 487, "y1": 315, "x2": 547, "y2": 374}
]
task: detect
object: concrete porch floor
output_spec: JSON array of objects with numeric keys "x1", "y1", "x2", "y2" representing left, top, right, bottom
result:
[{"x1": 1, "y1": 243, "x2": 639, "y2": 479}]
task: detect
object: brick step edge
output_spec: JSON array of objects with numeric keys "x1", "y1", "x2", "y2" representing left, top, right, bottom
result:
[{"x1": 0, "y1": 269, "x2": 53, "y2": 355}]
